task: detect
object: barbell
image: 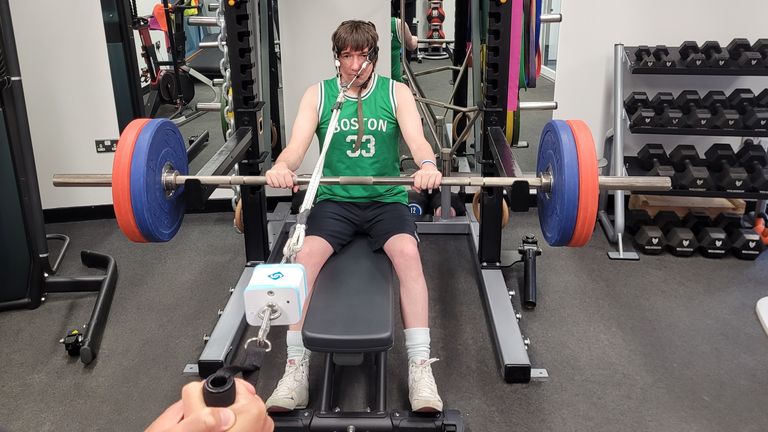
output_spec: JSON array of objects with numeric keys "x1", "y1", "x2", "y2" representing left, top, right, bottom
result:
[
  {"x1": 52, "y1": 118, "x2": 671, "y2": 246},
  {"x1": 53, "y1": 172, "x2": 668, "y2": 191}
]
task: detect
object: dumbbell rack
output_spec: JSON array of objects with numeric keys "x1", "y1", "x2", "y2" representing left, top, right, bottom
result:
[{"x1": 599, "y1": 43, "x2": 768, "y2": 260}]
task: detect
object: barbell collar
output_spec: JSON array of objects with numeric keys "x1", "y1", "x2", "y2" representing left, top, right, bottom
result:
[
  {"x1": 540, "y1": 14, "x2": 562, "y2": 23},
  {"x1": 188, "y1": 16, "x2": 220, "y2": 27},
  {"x1": 53, "y1": 173, "x2": 671, "y2": 193}
]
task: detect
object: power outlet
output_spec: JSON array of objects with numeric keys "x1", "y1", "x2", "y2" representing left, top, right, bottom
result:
[{"x1": 95, "y1": 139, "x2": 118, "y2": 153}]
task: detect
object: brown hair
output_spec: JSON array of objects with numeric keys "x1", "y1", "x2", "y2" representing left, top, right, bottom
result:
[{"x1": 331, "y1": 20, "x2": 378, "y2": 56}]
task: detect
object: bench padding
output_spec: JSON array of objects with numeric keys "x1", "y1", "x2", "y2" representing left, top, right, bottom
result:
[{"x1": 302, "y1": 237, "x2": 394, "y2": 353}]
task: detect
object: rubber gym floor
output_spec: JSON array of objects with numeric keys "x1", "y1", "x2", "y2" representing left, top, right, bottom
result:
[{"x1": 1, "y1": 60, "x2": 767, "y2": 432}]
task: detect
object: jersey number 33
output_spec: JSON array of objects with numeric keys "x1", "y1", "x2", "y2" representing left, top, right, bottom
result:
[{"x1": 345, "y1": 134, "x2": 376, "y2": 158}]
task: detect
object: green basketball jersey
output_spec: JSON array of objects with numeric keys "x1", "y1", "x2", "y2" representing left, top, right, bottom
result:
[
  {"x1": 391, "y1": 17, "x2": 403, "y2": 82},
  {"x1": 315, "y1": 74, "x2": 406, "y2": 204}
]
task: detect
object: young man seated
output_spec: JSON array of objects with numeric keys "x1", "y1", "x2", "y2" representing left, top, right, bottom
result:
[{"x1": 264, "y1": 20, "x2": 443, "y2": 413}]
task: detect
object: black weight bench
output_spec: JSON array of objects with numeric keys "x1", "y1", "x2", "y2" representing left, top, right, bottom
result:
[
  {"x1": 186, "y1": 34, "x2": 223, "y2": 79},
  {"x1": 271, "y1": 236, "x2": 464, "y2": 431}
]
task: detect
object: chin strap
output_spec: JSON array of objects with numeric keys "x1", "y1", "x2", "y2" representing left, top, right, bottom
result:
[
  {"x1": 282, "y1": 62, "x2": 371, "y2": 263},
  {"x1": 354, "y1": 92, "x2": 365, "y2": 152},
  {"x1": 348, "y1": 60, "x2": 375, "y2": 153}
]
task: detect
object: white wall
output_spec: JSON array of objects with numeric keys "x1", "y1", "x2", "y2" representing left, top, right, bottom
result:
[
  {"x1": 10, "y1": 0, "x2": 119, "y2": 209},
  {"x1": 275, "y1": 0, "x2": 391, "y2": 195},
  {"x1": 555, "y1": 0, "x2": 768, "y2": 158}
]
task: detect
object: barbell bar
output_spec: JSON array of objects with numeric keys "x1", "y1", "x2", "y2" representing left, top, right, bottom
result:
[{"x1": 53, "y1": 173, "x2": 671, "y2": 193}]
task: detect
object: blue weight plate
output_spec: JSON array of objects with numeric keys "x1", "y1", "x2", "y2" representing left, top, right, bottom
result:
[
  {"x1": 527, "y1": 0, "x2": 537, "y2": 88},
  {"x1": 130, "y1": 118, "x2": 188, "y2": 242},
  {"x1": 537, "y1": 120, "x2": 579, "y2": 246},
  {"x1": 522, "y1": 0, "x2": 531, "y2": 87},
  {"x1": 535, "y1": 0, "x2": 543, "y2": 55}
]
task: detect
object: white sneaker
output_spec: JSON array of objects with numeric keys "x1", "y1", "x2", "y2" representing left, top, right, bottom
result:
[
  {"x1": 265, "y1": 357, "x2": 309, "y2": 412},
  {"x1": 408, "y1": 358, "x2": 444, "y2": 412}
]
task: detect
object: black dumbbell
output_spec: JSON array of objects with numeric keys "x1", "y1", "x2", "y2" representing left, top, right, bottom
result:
[
  {"x1": 714, "y1": 212, "x2": 743, "y2": 232},
  {"x1": 728, "y1": 88, "x2": 768, "y2": 130},
  {"x1": 737, "y1": 228, "x2": 767, "y2": 259},
  {"x1": 632, "y1": 210, "x2": 665, "y2": 255},
  {"x1": 638, "y1": 143, "x2": 676, "y2": 178},
  {"x1": 652, "y1": 45, "x2": 675, "y2": 68},
  {"x1": 702, "y1": 90, "x2": 742, "y2": 129},
  {"x1": 650, "y1": 93, "x2": 684, "y2": 127},
  {"x1": 736, "y1": 139, "x2": 768, "y2": 192},
  {"x1": 683, "y1": 211, "x2": 730, "y2": 258},
  {"x1": 679, "y1": 41, "x2": 706, "y2": 68},
  {"x1": 701, "y1": 41, "x2": 730, "y2": 68},
  {"x1": 745, "y1": 110, "x2": 768, "y2": 131},
  {"x1": 752, "y1": 39, "x2": 768, "y2": 65},
  {"x1": 674, "y1": 90, "x2": 713, "y2": 128},
  {"x1": 626, "y1": 208, "x2": 654, "y2": 236},
  {"x1": 624, "y1": 92, "x2": 655, "y2": 127},
  {"x1": 704, "y1": 144, "x2": 750, "y2": 192},
  {"x1": 728, "y1": 88, "x2": 756, "y2": 113},
  {"x1": 757, "y1": 89, "x2": 768, "y2": 108},
  {"x1": 634, "y1": 45, "x2": 656, "y2": 67},
  {"x1": 726, "y1": 38, "x2": 764, "y2": 69},
  {"x1": 715, "y1": 212, "x2": 765, "y2": 260},
  {"x1": 624, "y1": 91, "x2": 649, "y2": 113},
  {"x1": 654, "y1": 211, "x2": 697, "y2": 257},
  {"x1": 669, "y1": 145, "x2": 712, "y2": 191}
]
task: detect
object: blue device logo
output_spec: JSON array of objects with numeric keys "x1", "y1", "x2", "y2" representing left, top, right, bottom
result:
[
  {"x1": 408, "y1": 203, "x2": 423, "y2": 215},
  {"x1": 268, "y1": 271, "x2": 284, "y2": 280}
]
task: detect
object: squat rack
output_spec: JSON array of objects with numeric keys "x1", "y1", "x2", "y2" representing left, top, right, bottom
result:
[{"x1": 192, "y1": 0, "x2": 564, "y2": 384}]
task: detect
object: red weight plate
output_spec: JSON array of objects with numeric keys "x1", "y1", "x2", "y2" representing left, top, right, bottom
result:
[
  {"x1": 566, "y1": 120, "x2": 599, "y2": 247},
  {"x1": 537, "y1": 49, "x2": 542, "y2": 77},
  {"x1": 112, "y1": 118, "x2": 151, "y2": 242}
]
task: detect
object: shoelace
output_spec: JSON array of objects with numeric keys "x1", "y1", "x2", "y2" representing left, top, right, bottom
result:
[
  {"x1": 410, "y1": 358, "x2": 440, "y2": 398},
  {"x1": 273, "y1": 360, "x2": 308, "y2": 396}
]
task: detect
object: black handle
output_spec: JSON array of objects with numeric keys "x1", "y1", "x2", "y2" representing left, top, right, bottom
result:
[
  {"x1": 522, "y1": 248, "x2": 537, "y2": 309},
  {"x1": 203, "y1": 371, "x2": 237, "y2": 407}
]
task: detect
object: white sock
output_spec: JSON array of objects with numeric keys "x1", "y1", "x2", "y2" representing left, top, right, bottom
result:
[
  {"x1": 286, "y1": 330, "x2": 309, "y2": 361},
  {"x1": 404, "y1": 327, "x2": 431, "y2": 363}
]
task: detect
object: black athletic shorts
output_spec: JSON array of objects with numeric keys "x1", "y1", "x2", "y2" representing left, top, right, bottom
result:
[{"x1": 306, "y1": 200, "x2": 418, "y2": 252}]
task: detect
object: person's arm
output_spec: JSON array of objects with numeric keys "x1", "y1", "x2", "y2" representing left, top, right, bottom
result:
[
  {"x1": 266, "y1": 84, "x2": 320, "y2": 189},
  {"x1": 400, "y1": 19, "x2": 418, "y2": 52},
  {"x1": 394, "y1": 82, "x2": 441, "y2": 192}
]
